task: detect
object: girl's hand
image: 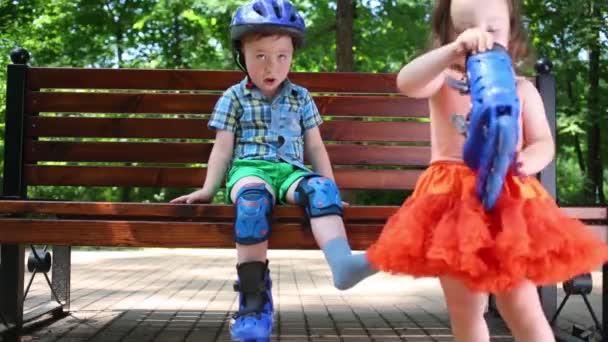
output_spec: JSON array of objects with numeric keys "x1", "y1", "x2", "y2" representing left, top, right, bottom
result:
[
  {"x1": 511, "y1": 152, "x2": 527, "y2": 179},
  {"x1": 170, "y1": 188, "x2": 214, "y2": 204},
  {"x1": 453, "y1": 28, "x2": 494, "y2": 56}
]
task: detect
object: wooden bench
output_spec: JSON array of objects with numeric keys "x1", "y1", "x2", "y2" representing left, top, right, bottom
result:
[{"x1": 0, "y1": 48, "x2": 605, "y2": 336}]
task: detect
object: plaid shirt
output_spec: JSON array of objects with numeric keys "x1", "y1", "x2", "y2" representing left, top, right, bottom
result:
[{"x1": 208, "y1": 78, "x2": 323, "y2": 170}]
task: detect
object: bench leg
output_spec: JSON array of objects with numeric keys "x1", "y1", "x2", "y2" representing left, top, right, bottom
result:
[
  {"x1": 602, "y1": 263, "x2": 608, "y2": 341},
  {"x1": 488, "y1": 285, "x2": 557, "y2": 319},
  {"x1": 538, "y1": 284, "x2": 557, "y2": 319},
  {"x1": 487, "y1": 294, "x2": 498, "y2": 314},
  {"x1": 51, "y1": 246, "x2": 71, "y2": 311},
  {"x1": 0, "y1": 244, "x2": 25, "y2": 330}
]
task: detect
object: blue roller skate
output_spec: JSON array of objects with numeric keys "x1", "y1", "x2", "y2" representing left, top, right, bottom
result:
[
  {"x1": 450, "y1": 44, "x2": 520, "y2": 211},
  {"x1": 230, "y1": 261, "x2": 273, "y2": 342}
]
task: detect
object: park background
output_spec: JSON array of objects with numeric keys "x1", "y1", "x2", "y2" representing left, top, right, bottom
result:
[{"x1": 0, "y1": 0, "x2": 605, "y2": 206}]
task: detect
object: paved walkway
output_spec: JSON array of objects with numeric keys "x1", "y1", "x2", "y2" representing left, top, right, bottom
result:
[{"x1": 5, "y1": 249, "x2": 604, "y2": 341}]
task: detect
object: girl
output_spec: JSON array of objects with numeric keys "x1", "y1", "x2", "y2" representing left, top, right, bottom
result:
[{"x1": 366, "y1": 0, "x2": 608, "y2": 341}]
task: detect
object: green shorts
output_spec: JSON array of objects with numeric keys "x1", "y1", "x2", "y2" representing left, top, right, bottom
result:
[{"x1": 226, "y1": 159, "x2": 310, "y2": 204}]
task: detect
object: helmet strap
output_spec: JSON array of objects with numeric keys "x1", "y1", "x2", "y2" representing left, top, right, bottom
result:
[
  {"x1": 234, "y1": 50, "x2": 246, "y2": 72},
  {"x1": 233, "y1": 49, "x2": 254, "y2": 89}
]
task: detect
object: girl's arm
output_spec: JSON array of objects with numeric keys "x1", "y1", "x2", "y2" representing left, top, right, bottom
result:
[
  {"x1": 398, "y1": 28, "x2": 494, "y2": 98},
  {"x1": 397, "y1": 43, "x2": 458, "y2": 98},
  {"x1": 517, "y1": 79, "x2": 555, "y2": 176}
]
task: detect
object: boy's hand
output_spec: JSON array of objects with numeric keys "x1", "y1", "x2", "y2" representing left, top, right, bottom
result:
[
  {"x1": 170, "y1": 189, "x2": 214, "y2": 204},
  {"x1": 453, "y1": 27, "x2": 494, "y2": 56},
  {"x1": 341, "y1": 201, "x2": 350, "y2": 207}
]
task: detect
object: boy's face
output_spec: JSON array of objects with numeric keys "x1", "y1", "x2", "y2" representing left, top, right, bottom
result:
[{"x1": 242, "y1": 34, "x2": 294, "y2": 99}]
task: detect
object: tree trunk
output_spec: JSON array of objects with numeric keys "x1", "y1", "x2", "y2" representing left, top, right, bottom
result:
[
  {"x1": 336, "y1": 0, "x2": 354, "y2": 72},
  {"x1": 336, "y1": 0, "x2": 358, "y2": 204},
  {"x1": 116, "y1": 28, "x2": 132, "y2": 202},
  {"x1": 584, "y1": 0, "x2": 604, "y2": 203},
  {"x1": 116, "y1": 26, "x2": 124, "y2": 67},
  {"x1": 559, "y1": 33, "x2": 586, "y2": 173},
  {"x1": 110, "y1": 2, "x2": 131, "y2": 202},
  {"x1": 171, "y1": 1, "x2": 184, "y2": 68}
]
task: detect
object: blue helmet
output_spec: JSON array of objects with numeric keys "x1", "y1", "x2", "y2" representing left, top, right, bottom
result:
[{"x1": 230, "y1": 0, "x2": 306, "y2": 49}]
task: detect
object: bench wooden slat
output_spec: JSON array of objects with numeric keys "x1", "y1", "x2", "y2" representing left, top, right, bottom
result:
[
  {"x1": 1, "y1": 208, "x2": 603, "y2": 249},
  {"x1": 29, "y1": 116, "x2": 215, "y2": 139},
  {"x1": 590, "y1": 225, "x2": 608, "y2": 242},
  {"x1": 28, "y1": 92, "x2": 427, "y2": 118},
  {"x1": 0, "y1": 203, "x2": 603, "y2": 249},
  {"x1": 27, "y1": 117, "x2": 430, "y2": 142},
  {"x1": 322, "y1": 121, "x2": 429, "y2": 142},
  {"x1": 29, "y1": 92, "x2": 219, "y2": 115},
  {"x1": 560, "y1": 206, "x2": 608, "y2": 220},
  {"x1": 0, "y1": 218, "x2": 382, "y2": 249},
  {"x1": 6, "y1": 200, "x2": 598, "y2": 224},
  {"x1": 25, "y1": 165, "x2": 423, "y2": 190},
  {"x1": 0, "y1": 200, "x2": 397, "y2": 221},
  {"x1": 25, "y1": 141, "x2": 431, "y2": 166},
  {"x1": 28, "y1": 68, "x2": 399, "y2": 93}
]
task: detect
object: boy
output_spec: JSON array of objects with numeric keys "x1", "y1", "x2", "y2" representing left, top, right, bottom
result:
[{"x1": 171, "y1": 0, "x2": 376, "y2": 340}]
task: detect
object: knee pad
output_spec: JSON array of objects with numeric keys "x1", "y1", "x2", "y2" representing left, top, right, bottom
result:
[
  {"x1": 294, "y1": 174, "x2": 343, "y2": 218},
  {"x1": 234, "y1": 183, "x2": 273, "y2": 245}
]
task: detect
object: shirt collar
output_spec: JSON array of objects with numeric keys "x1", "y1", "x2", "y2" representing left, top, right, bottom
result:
[{"x1": 241, "y1": 77, "x2": 300, "y2": 101}]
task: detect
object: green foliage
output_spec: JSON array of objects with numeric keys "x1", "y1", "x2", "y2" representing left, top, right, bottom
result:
[
  {"x1": 556, "y1": 150, "x2": 587, "y2": 204},
  {"x1": 356, "y1": 190, "x2": 409, "y2": 206},
  {"x1": 131, "y1": 0, "x2": 236, "y2": 69},
  {"x1": 524, "y1": 0, "x2": 607, "y2": 202},
  {"x1": 293, "y1": 0, "x2": 432, "y2": 72},
  {"x1": 0, "y1": 121, "x2": 4, "y2": 190},
  {"x1": 353, "y1": 0, "x2": 432, "y2": 72},
  {"x1": 0, "y1": 0, "x2": 606, "y2": 204}
]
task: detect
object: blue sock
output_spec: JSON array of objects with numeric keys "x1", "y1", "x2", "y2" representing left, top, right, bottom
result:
[{"x1": 321, "y1": 237, "x2": 378, "y2": 290}]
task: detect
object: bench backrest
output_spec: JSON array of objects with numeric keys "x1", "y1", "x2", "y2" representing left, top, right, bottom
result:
[{"x1": 5, "y1": 66, "x2": 430, "y2": 201}]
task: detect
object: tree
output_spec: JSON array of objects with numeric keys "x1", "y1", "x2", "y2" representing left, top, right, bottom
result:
[
  {"x1": 0, "y1": 0, "x2": 605, "y2": 204},
  {"x1": 525, "y1": 0, "x2": 607, "y2": 204},
  {"x1": 336, "y1": 0, "x2": 355, "y2": 71},
  {"x1": 132, "y1": 0, "x2": 235, "y2": 69}
]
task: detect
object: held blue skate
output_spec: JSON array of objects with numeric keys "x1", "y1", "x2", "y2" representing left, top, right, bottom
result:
[
  {"x1": 450, "y1": 44, "x2": 520, "y2": 210},
  {"x1": 230, "y1": 261, "x2": 273, "y2": 342}
]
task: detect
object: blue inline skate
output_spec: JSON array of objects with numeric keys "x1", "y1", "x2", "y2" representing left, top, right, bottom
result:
[
  {"x1": 230, "y1": 261, "x2": 273, "y2": 342},
  {"x1": 450, "y1": 44, "x2": 520, "y2": 210}
]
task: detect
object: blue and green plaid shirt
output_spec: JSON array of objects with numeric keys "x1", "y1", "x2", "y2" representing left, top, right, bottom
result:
[{"x1": 208, "y1": 78, "x2": 323, "y2": 170}]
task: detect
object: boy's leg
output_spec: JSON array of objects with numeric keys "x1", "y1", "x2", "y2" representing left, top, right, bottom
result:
[
  {"x1": 439, "y1": 276, "x2": 490, "y2": 342},
  {"x1": 229, "y1": 176, "x2": 275, "y2": 340},
  {"x1": 284, "y1": 174, "x2": 377, "y2": 290},
  {"x1": 494, "y1": 280, "x2": 555, "y2": 341},
  {"x1": 230, "y1": 176, "x2": 274, "y2": 263}
]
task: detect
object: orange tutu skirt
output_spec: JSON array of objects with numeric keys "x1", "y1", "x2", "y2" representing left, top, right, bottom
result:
[{"x1": 367, "y1": 161, "x2": 608, "y2": 293}]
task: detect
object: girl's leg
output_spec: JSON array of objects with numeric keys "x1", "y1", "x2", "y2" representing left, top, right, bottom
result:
[
  {"x1": 440, "y1": 276, "x2": 490, "y2": 342},
  {"x1": 494, "y1": 280, "x2": 555, "y2": 342},
  {"x1": 285, "y1": 178, "x2": 376, "y2": 290}
]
